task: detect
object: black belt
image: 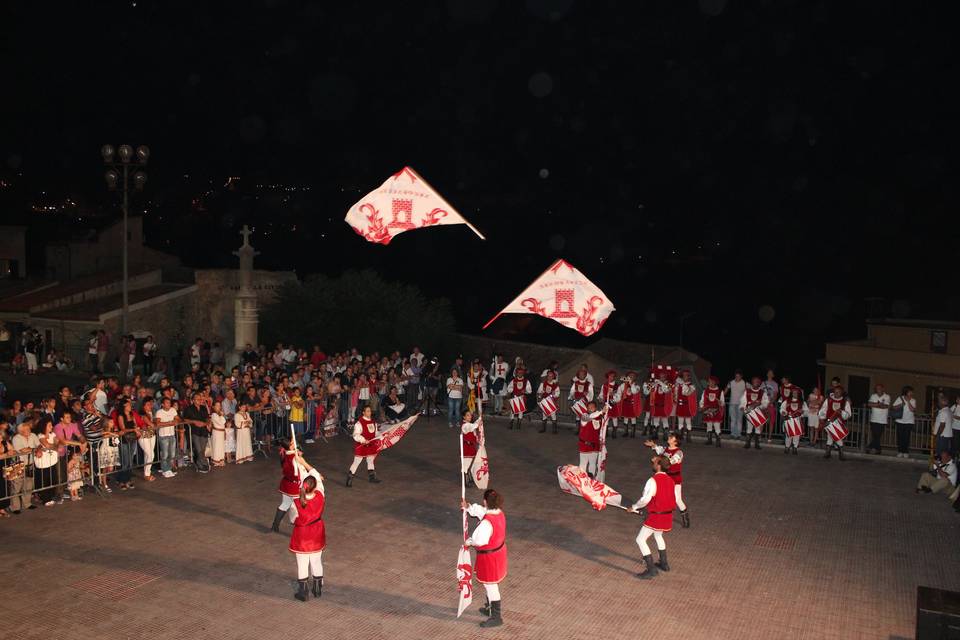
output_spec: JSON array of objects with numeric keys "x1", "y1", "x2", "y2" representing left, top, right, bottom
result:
[
  {"x1": 667, "y1": 470, "x2": 680, "y2": 475},
  {"x1": 649, "y1": 510, "x2": 672, "y2": 514},
  {"x1": 578, "y1": 439, "x2": 598, "y2": 445},
  {"x1": 476, "y1": 541, "x2": 505, "y2": 555}
]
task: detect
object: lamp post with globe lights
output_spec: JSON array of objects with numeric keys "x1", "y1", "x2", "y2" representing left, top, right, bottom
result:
[{"x1": 101, "y1": 144, "x2": 149, "y2": 337}]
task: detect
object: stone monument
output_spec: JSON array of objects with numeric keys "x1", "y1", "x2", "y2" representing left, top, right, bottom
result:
[{"x1": 228, "y1": 225, "x2": 260, "y2": 369}]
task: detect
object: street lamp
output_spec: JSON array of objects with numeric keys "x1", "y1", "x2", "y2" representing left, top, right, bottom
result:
[{"x1": 102, "y1": 144, "x2": 148, "y2": 337}]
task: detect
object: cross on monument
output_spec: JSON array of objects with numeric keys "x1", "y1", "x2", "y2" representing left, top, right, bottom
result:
[{"x1": 239, "y1": 224, "x2": 253, "y2": 247}]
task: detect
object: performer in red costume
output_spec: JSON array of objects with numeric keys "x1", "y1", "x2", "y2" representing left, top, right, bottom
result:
[
  {"x1": 628, "y1": 454, "x2": 677, "y2": 579},
  {"x1": 506, "y1": 368, "x2": 531, "y2": 431},
  {"x1": 700, "y1": 376, "x2": 725, "y2": 447},
  {"x1": 269, "y1": 438, "x2": 304, "y2": 533},
  {"x1": 461, "y1": 410, "x2": 480, "y2": 487},
  {"x1": 617, "y1": 371, "x2": 643, "y2": 438},
  {"x1": 649, "y1": 365, "x2": 676, "y2": 442},
  {"x1": 288, "y1": 455, "x2": 325, "y2": 601},
  {"x1": 674, "y1": 370, "x2": 697, "y2": 443},
  {"x1": 599, "y1": 370, "x2": 622, "y2": 439},
  {"x1": 462, "y1": 489, "x2": 508, "y2": 628},
  {"x1": 537, "y1": 370, "x2": 561, "y2": 434},
  {"x1": 346, "y1": 405, "x2": 382, "y2": 486},
  {"x1": 577, "y1": 401, "x2": 604, "y2": 477},
  {"x1": 645, "y1": 431, "x2": 690, "y2": 528}
]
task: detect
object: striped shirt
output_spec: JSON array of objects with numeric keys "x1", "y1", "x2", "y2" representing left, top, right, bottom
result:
[{"x1": 81, "y1": 412, "x2": 104, "y2": 444}]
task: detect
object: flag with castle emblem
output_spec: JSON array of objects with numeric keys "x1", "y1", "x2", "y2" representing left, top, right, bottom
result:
[
  {"x1": 346, "y1": 167, "x2": 485, "y2": 245},
  {"x1": 482, "y1": 259, "x2": 615, "y2": 336},
  {"x1": 557, "y1": 464, "x2": 623, "y2": 511}
]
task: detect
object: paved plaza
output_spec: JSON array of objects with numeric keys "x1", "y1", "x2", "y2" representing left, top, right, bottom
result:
[{"x1": 2, "y1": 414, "x2": 957, "y2": 640}]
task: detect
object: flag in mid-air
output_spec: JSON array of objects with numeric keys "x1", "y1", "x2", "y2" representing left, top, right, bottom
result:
[
  {"x1": 346, "y1": 167, "x2": 484, "y2": 245},
  {"x1": 376, "y1": 415, "x2": 419, "y2": 452},
  {"x1": 483, "y1": 259, "x2": 615, "y2": 336},
  {"x1": 557, "y1": 464, "x2": 623, "y2": 511}
]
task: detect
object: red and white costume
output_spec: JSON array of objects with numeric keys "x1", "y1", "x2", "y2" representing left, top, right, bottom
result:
[
  {"x1": 577, "y1": 410, "x2": 603, "y2": 476},
  {"x1": 466, "y1": 502, "x2": 508, "y2": 607},
  {"x1": 599, "y1": 372, "x2": 622, "y2": 419},
  {"x1": 537, "y1": 378, "x2": 561, "y2": 422},
  {"x1": 507, "y1": 376, "x2": 531, "y2": 419},
  {"x1": 739, "y1": 384, "x2": 770, "y2": 435},
  {"x1": 649, "y1": 377, "x2": 675, "y2": 431},
  {"x1": 642, "y1": 375, "x2": 656, "y2": 427},
  {"x1": 616, "y1": 374, "x2": 643, "y2": 435},
  {"x1": 568, "y1": 374, "x2": 594, "y2": 403},
  {"x1": 349, "y1": 416, "x2": 379, "y2": 474},
  {"x1": 674, "y1": 374, "x2": 697, "y2": 431},
  {"x1": 277, "y1": 449, "x2": 305, "y2": 512},
  {"x1": 631, "y1": 471, "x2": 677, "y2": 558},
  {"x1": 700, "y1": 384, "x2": 726, "y2": 435},
  {"x1": 780, "y1": 396, "x2": 808, "y2": 450},
  {"x1": 287, "y1": 470, "x2": 326, "y2": 581},
  {"x1": 461, "y1": 418, "x2": 480, "y2": 473},
  {"x1": 818, "y1": 393, "x2": 852, "y2": 447},
  {"x1": 653, "y1": 444, "x2": 687, "y2": 511}
]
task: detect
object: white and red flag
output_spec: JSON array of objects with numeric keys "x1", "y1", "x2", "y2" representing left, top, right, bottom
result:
[
  {"x1": 346, "y1": 167, "x2": 485, "y2": 245},
  {"x1": 375, "y1": 414, "x2": 419, "y2": 453},
  {"x1": 482, "y1": 259, "x2": 615, "y2": 336},
  {"x1": 824, "y1": 418, "x2": 849, "y2": 441},
  {"x1": 557, "y1": 464, "x2": 623, "y2": 511},
  {"x1": 469, "y1": 417, "x2": 489, "y2": 490},
  {"x1": 746, "y1": 407, "x2": 768, "y2": 428},
  {"x1": 456, "y1": 545, "x2": 473, "y2": 618}
]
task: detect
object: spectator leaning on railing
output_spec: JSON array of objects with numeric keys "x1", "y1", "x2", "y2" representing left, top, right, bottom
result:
[
  {"x1": 891, "y1": 388, "x2": 917, "y2": 459},
  {"x1": 866, "y1": 384, "x2": 890, "y2": 455}
]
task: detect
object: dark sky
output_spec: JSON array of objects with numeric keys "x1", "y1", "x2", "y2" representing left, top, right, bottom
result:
[{"x1": 2, "y1": 0, "x2": 957, "y2": 388}]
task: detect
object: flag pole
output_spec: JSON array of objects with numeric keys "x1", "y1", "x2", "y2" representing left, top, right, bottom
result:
[
  {"x1": 481, "y1": 258, "x2": 565, "y2": 330},
  {"x1": 407, "y1": 167, "x2": 486, "y2": 241}
]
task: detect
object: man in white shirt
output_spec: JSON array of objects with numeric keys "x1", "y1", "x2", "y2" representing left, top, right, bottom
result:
[
  {"x1": 446, "y1": 370, "x2": 464, "y2": 429},
  {"x1": 934, "y1": 395, "x2": 954, "y2": 456},
  {"x1": 409, "y1": 347, "x2": 424, "y2": 369},
  {"x1": 155, "y1": 397, "x2": 180, "y2": 478},
  {"x1": 892, "y1": 388, "x2": 917, "y2": 458},
  {"x1": 92, "y1": 378, "x2": 109, "y2": 416},
  {"x1": 724, "y1": 371, "x2": 746, "y2": 440},
  {"x1": 916, "y1": 451, "x2": 957, "y2": 497},
  {"x1": 10, "y1": 422, "x2": 41, "y2": 512},
  {"x1": 866, "y1": 384, "x2": 890, "y2": 454}
]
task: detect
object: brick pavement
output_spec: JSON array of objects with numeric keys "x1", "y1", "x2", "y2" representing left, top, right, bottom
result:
[{"x1": 1, "y1": 415, "x2": 957, "y2": 640}]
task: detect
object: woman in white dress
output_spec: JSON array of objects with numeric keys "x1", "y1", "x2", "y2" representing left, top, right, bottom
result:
[
  {"x1": 210, "y1": 402, "x2": 227, "y2": 467},
  {"x1": 234, "y1": 401, "x2": 254, "y2": 464}
]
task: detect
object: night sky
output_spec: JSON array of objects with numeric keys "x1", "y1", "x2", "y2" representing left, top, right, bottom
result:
[{"x1": 2, "y1": 1, "x2": 957, "y2": 388}]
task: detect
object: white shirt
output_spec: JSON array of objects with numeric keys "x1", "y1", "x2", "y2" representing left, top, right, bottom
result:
[
  {"x1": 818, "y1": 397, "x2": 852, "y2": 420},
  {"x1": 868, "y1": 393, "x2": 891, "y2": 423},
  {"x1": 465, "y1": 504, "x2": 500, "y2": 547},
  {"x1": 933, "y1": 459, "x2": 957, "y2": 486},
  {"x1": 461, "y1": 420, "x2": 480, "y2": 436},
  {"x1": 630, "y1": 474, "x2": 661, "y2": 511},
  {"x1": 156, "y1": 407, "x2": 179, "y2": 437},
  {"x1": 727, "y1": 378, "x2": 746, "y2": 403},
  {"x1": 35, "y1": 432, "x2": 59, "y2": 468},
  {"x1": 892, "y1": 396, "x2": 916, "y2": 425},
  {"x1": 446, "y1": 377, "x2": 464, "y2": 399},
  {"x1": 13, "y1": 432, "x2": 40, "y2": 464},
  {"x1": 93, "y1": 388, "x2": 109, "y2": 415},
  {"x1": 935, "y1": 407, "x2": 954, "y2": 438},
  {"x1": 739, "y1": 388, "x2": 770, "y2": 411},
  {"x1": 409, "y1": 352, "x2": 424, "y2": 368}
]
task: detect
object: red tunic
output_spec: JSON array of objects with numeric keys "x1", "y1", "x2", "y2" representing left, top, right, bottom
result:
[
  {"x1": 278, "y1": 451, "x2": 301, "y2": 497},
  {"x1": 701, "y1": 387, "x2": 725, "y2": 423},
  {"x1": 743, "y1": 386, "x2": 764, "y2": 411},
  {"x1": 601, "y1": 381, "x2": 621, "y2": 418},
  {"x1": 650, "y1": 382, "x2": 674, "y2": 417},
  {"x1": 509, "y1": 378, "x2": 528, "y2": 397},
  {"x1": 578, "y1": 417, "x2": 601, "y2": 453},
  {"x1": 571, "y1": 377, "x2": 591, "y2": 400},
  {"x1": 824, "y1": 396, "x2": 846, "y2": 420},
  {"x1": 643, "y1": 473, "x2": 677, "y2": 532},
  {"x1": 664, "y1": 446, "x2": 684, "y2": 485},
  {"x1": 353, "y1": 417, "x2": 379, "y2": 457},
  {"x1": 288, "y1": 493, "x2": 326, "y2": 553},
  {"x1": 617, "y1": 383, "x2": 642, "y2": 418},
  {"x1": 675, "y1": 383, "x2": 697, "y2": 418},
  {"x1": 475, "y1": 511, "x2": 508, "y2": 584},
  {"x1": 783, "y1": 399, "x2": 804, "y2": 419},
  {"x1": 462, "y1": 427, "x2": 479, "y2": 458}
]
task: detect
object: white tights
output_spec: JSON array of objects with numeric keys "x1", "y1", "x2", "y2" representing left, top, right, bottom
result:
[
  {"x1": 278, "y1": 494, "x2": 295, "y2": 511},
  {"x1": 785, "y1": 435, "x2": 800, "y2": 448},
  {"x1": 705, "y1": 421, "x2": 721, "y2": 434},
  {"x1": 295, "y1": 551, "x2": 323, "y2": 579},
  {"x1": 636, "y1": 526, "x2": 665, "y2": 555},
  {"x1": 674, "y1": 484, "x2": 686, "y2": 511},
  {"x1": 483, "y1": 583, "x2": 501, "y2": 601},
  {"x1": 579, "y1": 452, "x2": 599, "y2": 476},
  {"x1": 349, "y1": 455, "x2": 376, "y2": 474},
  {"x1": 677, "y1": 417, "x2": 692, "y2": 430}
]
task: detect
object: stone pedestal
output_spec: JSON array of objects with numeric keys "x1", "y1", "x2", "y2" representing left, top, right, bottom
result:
[{"x1": 230, "y1": 225, "x2": 260, "y2": 368}]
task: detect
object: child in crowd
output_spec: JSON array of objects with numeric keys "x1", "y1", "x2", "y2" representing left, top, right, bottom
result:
[{"x1": 67, "y1": 451, "x2": 84, "y2": 501}]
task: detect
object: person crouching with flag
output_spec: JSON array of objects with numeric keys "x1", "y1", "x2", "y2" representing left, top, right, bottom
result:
[
  {"x1": 269, "y1": 439, "x2": 303, "y2": 533},
  {"x1": 347, "y1": 405, "x2": 381, "y2": 486},
  {"x1": 644, "y1": 432, "x2": 690, "y2": 528},
  {"x1": 461, "y1": 410, "x2": 480, "y2": 488},
  {"x1": 288, "y1": 455, "x2": 325, "y2": 601},
  {"x1": 578, "y1": 401, "x2": 604, "y2": 478},
  {"x1": 461, "y1": 489, "x2": 508, "y2": 628},
  {"x1": 628, "y1": 454, "x2": 677, "y2": 579}
]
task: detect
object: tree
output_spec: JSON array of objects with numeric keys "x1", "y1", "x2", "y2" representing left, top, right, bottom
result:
[{"x1": 260, "y1": 270, "x2": 456, "y2": 356}]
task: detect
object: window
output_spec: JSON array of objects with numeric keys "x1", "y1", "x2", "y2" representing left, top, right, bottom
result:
[{"x1": 930, "y1": 330, "x2": 947, "y2": 353}]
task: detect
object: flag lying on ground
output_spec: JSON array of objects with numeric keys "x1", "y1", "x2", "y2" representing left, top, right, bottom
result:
[
  {"x1": 482, "y1": 259, "x2": 615, "y2": 336},
  {"x1": 784, "y1": 417, "x2": 804, "y2": 438},
  {"x1": 509, "y1": 396, "x2": 526, "y2": 415},
  {"x1": 346, "y1": 167, "x2": 485, "y2": 245},
  {"x1": 539, "y1": 396, "x2": 558, "y2": 418},
  {"x1": 469, "y1": 418, "x2": 489, "y2": 490},
  {"x1": 824, "y1": 418, "x2": 849, "y2": 441},
  {"x1": 456, "y1": 545, "x2": 473, "y2": 617},
  {"x1": 557, "y1": 464, "x2": 623, "y2": 511},
  {"x1": 571, "y1": 398, "x2": 589, "y2": 419},
  {"x1": 376, "y1": 415, "x2": 419, "y2": 452},
  {"x1": 746, "y1": 407, "x2": 768, "y2": 428}
]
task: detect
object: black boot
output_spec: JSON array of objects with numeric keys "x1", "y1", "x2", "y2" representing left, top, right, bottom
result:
[
  {"x1": 637, "y1": 554, "x2": 658, "y2": 579},
  {"x1": 753, "y1": 434, "x2": 761, "y2": 450},
  {"x1": 792, "y1": 445, "x2": 798, "y2": 455},
  {"x1": 824, "y1": 446, "x2": 831, "y2": 459},
  {"x1": 480, "y1": 600, "x2": 503, "y2": 627},
  {"x1": 784, "y1": 446, "x2": 790, "y2": 454},
  {"x1": 552, "y1": 421, "x2": 559, "y2": 434},
  {"x1": 743, "y1": 436, "x2": 751, "y2": 449},
  {"x1": 631, "y1": 423, "x2": 637, "y2": 438},
  {"x1": 706, "y1": 431, "x2": 713, "y2": 445},
  {"x1": 465, "y1": 472, "x2": 474, "y2": 488},
  {"x1": 680, "y1": 509, "x2": 690, "y2": 529},
  {"x1": 715, "y1": 434, "x2": 721, "y2": 448},
  {"x1": 368, "y1": 470, "x2": 382, "y2": 483},
  {"x1": 539, "y1": 421, "x2": 546, "y2": 433},
  {"x1": 294, "y1": 578, "x2": 309, "y2": 601},
  {"x1": 837, "y1": 446, "x2": 845, "y2": 461},
  {"x1": 655, "y1": 549, "x2": 671, "y2": 572},
  {"x1": 268, "y1": 508, "x2": 285, "y2": 533},
  {"x1": 479, "y1": 598, "x2": 490, "y2": 616},
  {"x1": 346, "y1": 472, "x2": 355, "y2": 487},
  {"x1": 611, "y1": 425, "x2": 617, "y2": 439},
  {"x1": 312, "y1": 576, "x2": 323, "y2": 598}
]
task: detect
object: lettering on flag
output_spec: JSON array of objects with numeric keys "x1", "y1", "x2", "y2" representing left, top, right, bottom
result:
[
  {"x1": 375, "y1": 415, "x2": 419, "y2": 453},
  {"x1": 557, "y1": 464, "x2": 622, "y2": 511},
  {"x1": 483, "y1": 259, "x2": 615, "y2": 336},
  {"x1": 346, "y1": 167, "x2": 484, "y2": 245},
  {"x1": 456, "y1": 545, "x2": 473, "y2": 618}
]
